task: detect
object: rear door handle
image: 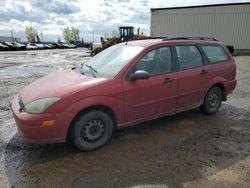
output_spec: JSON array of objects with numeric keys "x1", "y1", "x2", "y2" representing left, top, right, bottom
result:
[
  {"x1": 163, "y1": 78, "x2": 174, "y2": 84},
  {"x1": 200, "y1": 69, "x2": 209, "y2": 75}
]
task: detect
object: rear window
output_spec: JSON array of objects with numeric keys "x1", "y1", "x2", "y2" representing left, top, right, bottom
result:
[{"x1": 201, "y1": 45, "x2": 229, "y2": 63}]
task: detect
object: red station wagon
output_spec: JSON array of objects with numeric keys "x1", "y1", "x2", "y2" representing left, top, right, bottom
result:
[{"x1": 12, "y1": 37, "x2": 237, "y2": 151}]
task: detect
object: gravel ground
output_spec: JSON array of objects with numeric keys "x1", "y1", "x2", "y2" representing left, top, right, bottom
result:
[{"x1": 0, "y1": 49, "x2": 250, "y2": 188}]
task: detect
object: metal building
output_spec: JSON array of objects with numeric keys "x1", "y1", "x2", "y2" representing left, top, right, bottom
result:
[{"x1": 150, "y1": 3, "x2": 250, "y2": 49}]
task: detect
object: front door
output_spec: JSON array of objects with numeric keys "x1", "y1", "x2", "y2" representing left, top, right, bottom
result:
[{"x1": 123, "y1": 46, "x2": 178, "y2": 123}]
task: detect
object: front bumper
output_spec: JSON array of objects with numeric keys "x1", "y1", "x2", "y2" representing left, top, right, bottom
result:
[{"x1": 11, "y1": 95, "x2": 75, "y2": 144}]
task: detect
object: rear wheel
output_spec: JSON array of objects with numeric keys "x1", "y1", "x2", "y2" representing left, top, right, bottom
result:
[
  {"x1": 201, "y1": 86, "x2": 223, "y2": 115},
  {"x1": 70, "y1": 110, "x2": 114, "y2": 151}
]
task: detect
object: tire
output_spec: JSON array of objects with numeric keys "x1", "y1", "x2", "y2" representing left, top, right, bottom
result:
[
  {"x1": 201, "y1": 86, "x2": 223, "y2": 115},
  {"x1": 70, "y1": 110, "x2": 114, "y2": 151}
]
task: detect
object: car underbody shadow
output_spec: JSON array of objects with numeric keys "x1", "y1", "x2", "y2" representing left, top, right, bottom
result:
[{"x1": 4, "y1": 103, "x2": 250, "y2": 188}]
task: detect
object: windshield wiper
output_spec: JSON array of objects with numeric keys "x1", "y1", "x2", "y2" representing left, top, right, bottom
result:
[
  {"x1": 85, "y1": 64, "x2": 97, "y2": 73},
  {"x1": 85, "y1": 64, "x2": 97, "y2": 77}
]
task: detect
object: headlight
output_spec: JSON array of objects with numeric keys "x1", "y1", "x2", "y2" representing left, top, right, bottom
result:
[{"x1": 24, "y1": 97, "x2": 61, "y2": 114}]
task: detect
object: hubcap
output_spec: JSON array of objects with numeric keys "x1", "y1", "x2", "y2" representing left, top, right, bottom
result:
[
  {"x1": 82, "y1": 119, "x2": 104, "y2": 142},
  {"x1": 208, "y1": 92, "x2": 219, "y2": 108}
]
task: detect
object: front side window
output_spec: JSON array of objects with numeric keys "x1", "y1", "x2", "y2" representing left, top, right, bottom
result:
[
  {"x1": 175, "y1": 45, "x2": 203, "y2": 71},
  {"x1": 134, "y1": 46, "x2": 173, "y2": 76},
  {"x1": 201, "y1": 45, "x2": 229, "y2": 63}
]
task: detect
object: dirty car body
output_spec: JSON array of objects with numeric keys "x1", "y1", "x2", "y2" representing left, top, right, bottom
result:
[{"x1": 12, "y1": 38, "x2": 237, "y2": 151}]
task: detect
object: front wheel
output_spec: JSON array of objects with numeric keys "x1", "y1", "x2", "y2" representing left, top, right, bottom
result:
[
  {"x1": 200, "y1": 86, "x2": 223, "y2": 115},
  {"x1": 70, "y1": 110, "x2": 114, "y2": 151}
]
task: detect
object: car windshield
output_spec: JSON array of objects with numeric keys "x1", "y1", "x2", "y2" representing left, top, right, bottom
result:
[{"x1": 82, "y1": 45, "x2": 143, "y2": 78}]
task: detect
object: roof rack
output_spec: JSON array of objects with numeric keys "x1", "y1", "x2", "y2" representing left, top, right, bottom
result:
[
  {"x1": 162, "y1": 36, "x2": 218, "y2": 41},
  {"x1": 150, "y1": 37, "x2": 165, "y2": 39}
]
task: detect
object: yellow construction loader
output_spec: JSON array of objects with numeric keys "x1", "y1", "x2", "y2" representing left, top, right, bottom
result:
[{"x1": 91, "y1": 26, "x2": 150, "y2": 55}]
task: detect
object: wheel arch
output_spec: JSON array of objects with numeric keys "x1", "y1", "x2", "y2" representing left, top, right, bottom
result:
[{"x1": 209, "y1": 83, "x2": 227, "y2": 101}]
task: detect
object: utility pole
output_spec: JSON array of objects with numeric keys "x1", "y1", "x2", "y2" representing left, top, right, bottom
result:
[
  {"x1": 92, "y1": 31, "x2": 95, "y2": 42},
  {"x1": 40, "y1": 31, "x2": 43, "y2": 43},
  {"x1": 10, "y1": 30, "x2": 14, "y2": 42}
]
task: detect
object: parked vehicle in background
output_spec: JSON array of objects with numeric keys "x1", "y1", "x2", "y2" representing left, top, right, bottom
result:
[
  {"x1": 61, "y1": 43, "x2": 71, "y2": 48},
  {"x1": 63, "y1": 43, "x2": 77, "y2": 48},
  {"x1": 51, "y1": 42, "x2": 65, "y2": 49},
  {"x1": 0, "y1": 43, "x2": 10, "y2": 51},
  {"x1": 13, "y1": 42, "x2": 26, "y2": 50},
  {"x1": 12, "y1": 37, "x2": 237, "y2": 151},
  {"x1": 70, "y1": 40, "x2": 90, "y2": 48},
  {"x1": 67, "y1": 43, "x2": 77, "y2": 48},
  {"x1": 34, "y1": 43, "x2": 45, "y2": 50},
  {"x1": 3, "y1": 42, "x2": 21, "y2": 50},
  {"x1": 0, "y1": 41, "x2": 80, "y2": 51},
  {"x1": 82, "y1": 42, "x2": 92, "y2": 48},
  {"x1": 26, "y1": 43, "x2": 38, "y2": 50},
  {"x1": 43, "y1": 44, "x2": 53, "y2": 49}
]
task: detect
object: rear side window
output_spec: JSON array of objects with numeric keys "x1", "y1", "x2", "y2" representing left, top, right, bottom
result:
[
  {"x1": 201, "y1": 45, "x2": 229, "y2": 63},
  {"x1": 175, "y1": 45, "x2": 203, "y2": 71}
]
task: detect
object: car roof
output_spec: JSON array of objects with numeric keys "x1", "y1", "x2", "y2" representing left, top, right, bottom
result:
[{"x1": 121, "y1": 39, "x2": 224, "y2": 48}]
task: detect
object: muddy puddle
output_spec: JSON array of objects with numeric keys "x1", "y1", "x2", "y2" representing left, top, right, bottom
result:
[{"x1": 3, "y1": 104, "x2": 250, "y2": 188}]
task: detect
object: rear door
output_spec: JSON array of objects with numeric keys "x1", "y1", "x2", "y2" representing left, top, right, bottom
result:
[{"x1": 175, "y1": 45, "x2": 212, "y2": 111}]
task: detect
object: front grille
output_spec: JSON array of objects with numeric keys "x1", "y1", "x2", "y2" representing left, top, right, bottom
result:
[{"x1": 18, "y1": 96, "x2": 24, "y2": 111}]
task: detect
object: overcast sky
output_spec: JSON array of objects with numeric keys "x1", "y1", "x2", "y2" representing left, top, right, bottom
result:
[{"x1": 0, "y1": 0, "x2": 249, "y2": 42}]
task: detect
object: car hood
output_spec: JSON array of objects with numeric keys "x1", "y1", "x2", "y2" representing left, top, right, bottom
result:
[{"x1": 19, "y1": 69, "x2": 108, "y2": 105}]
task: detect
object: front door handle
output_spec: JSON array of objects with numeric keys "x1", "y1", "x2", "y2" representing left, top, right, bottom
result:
[
  {"x1": 200, "y1": 69, "x2": 209, "y2": 75},
  {"x1": 163, "y1": 78, "x2": 174, "y2": 84}
]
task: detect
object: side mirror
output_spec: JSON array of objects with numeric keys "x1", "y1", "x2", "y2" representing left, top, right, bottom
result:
[{"x1": 130, "y1": 70, "x2": 150, "y2": 80}]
